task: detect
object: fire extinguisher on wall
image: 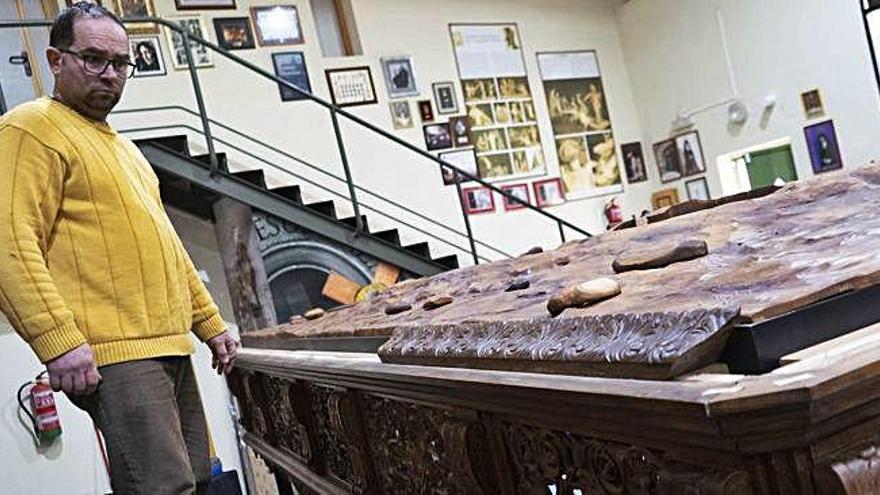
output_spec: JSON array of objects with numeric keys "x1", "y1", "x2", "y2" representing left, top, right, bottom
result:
[{"x1": 18, "y1": 372, "x2": 63, "y2": 445}]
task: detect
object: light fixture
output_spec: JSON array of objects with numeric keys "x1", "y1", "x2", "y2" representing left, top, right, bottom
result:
[{"x1": 727, "y1": 100, "x2": 748, "y2": 125}]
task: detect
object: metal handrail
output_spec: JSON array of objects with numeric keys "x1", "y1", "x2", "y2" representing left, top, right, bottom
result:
[
  {"x1": 2, "y1": 17, "x2": 592, "y2": 265},
  {"x1": 119, "y1": 121, "x2": 507, "y2": 261},
  {"x1": 112, "y1": 105, "x2": 510, "y2": 259}
]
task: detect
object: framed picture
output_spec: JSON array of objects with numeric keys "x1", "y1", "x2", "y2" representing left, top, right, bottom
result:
[
  {"x1": 621, "y1": 141, "x2": 647, "y2": 184},
  {"x1": 501, "y1": 183, "x2": 530, "y2": 211},
  {"x1": 67, "y1": 0, "x2": 104, "y2": 5},
  {"x1": 675, "y1": 131, "x2": 705, "y2": 177},
  {"x1": 651, "y1": 188, "x2": 680, "y2": 210},
  {"x1": 449, "y1": 116, "x2": 472, "y2": 147},
  {"x1": 250, "y1": 5, "x2": 303, "y2": 46},
  {"x1": 804, "y1": 119, "x2": 843, "y2": 174},
  {"x1": 653, "y1": 138, "x2": 681, "y2": 183},
  {"x1": 533, "y1": 178, "x2": 565, "y2": 207},
  {"x1": 423, "y1": 123, "x2": 453, "y2": 151},
  {"x1": 165, "y1": 15, "x2": 213, "y2": 69},
  {"x1": 685, "y1": 177, "x2": 710, "y2": 201},
  {"x1": 272, "y1": 52, "x2": 311, "y2": 102},
  {"x1": 213, "y1": 17, "x2": 255, "y2": 50},
  {"x1": 801, "y1": 88, "x2": 824, "y2": 119},
  {"x1": 175, "y1": 0, "x2": 236, "y2": 9},
  {"x1": 130, "y1": 36, "x2": 166, "y2": 77},
  {"x1": 439, "y1": 149, "x2": 479, "y2": 185},
  {"x1": 325, "y1": 67, "x2": 377, "y2": 107},
  {"x1": 418, "y1": 100, "x2": 434, "y2": 122},
  {"x1": 381, "y1": 56, "x2": 418, "y2": 98},
  {"x1": 116, "y1": 0, "x2": 158, "y2": 34},
  {"x1": 433, "y1": 82, "x2": 459, "y2": 114},
  {"x1": 462, "y1": 186, "x2": 495, "y2": 214},
  {"x1": 389, "y1": 101, "x2": 413, "y2": 130}
]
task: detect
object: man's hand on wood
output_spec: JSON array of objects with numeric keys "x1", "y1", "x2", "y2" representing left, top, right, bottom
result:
[{"x1": 207, "y1": 331, "x2": 239, "y2": 375}]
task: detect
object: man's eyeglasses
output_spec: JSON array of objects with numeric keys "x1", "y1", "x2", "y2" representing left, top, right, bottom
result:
[{"x1": 60, "y1": 49, "x2": 136, "y2": 79}]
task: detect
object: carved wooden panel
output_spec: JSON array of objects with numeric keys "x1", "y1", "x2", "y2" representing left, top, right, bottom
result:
[
  {"x1": 379, "y1": 308, "x2": 740, "y2": 379},
  {"x1": 228, "y1": 370, "x2": 271, "y2": 440},
  {"x1": 260, "y1": 375, "x2": 312, "y2": 463},
  {"x1": 360, "y1": 394, "x2": 490, "y2": 494},
  {"x1": 501, "y1": 422, "x2": 754, "y2": 495}
]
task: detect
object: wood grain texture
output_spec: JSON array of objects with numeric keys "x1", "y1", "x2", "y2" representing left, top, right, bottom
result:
[{"x1": 245, "y1": 164, "x2": 880, "y2": 376}]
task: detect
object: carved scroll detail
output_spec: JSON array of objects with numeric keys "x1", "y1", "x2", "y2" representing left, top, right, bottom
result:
[
  {"x1": 260, "y1": 375, "x2": 312, "y2": 463},
  {"x1": 501, "y1": 422, "x2": 754, "y2": 495},
  {"x1": 379, "y1": 308, "x2": 740, "y2": 378},
  {"x1": 816, "y1": 447, "x2": 880, "y2": 495},
  {"x1": 360, "y1": 394, "x2": 487, "y2": 494}
]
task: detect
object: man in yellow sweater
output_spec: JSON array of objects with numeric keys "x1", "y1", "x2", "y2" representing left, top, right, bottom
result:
[{"x1": 0, "y1": 3, "x2": 238, "y2": 493}]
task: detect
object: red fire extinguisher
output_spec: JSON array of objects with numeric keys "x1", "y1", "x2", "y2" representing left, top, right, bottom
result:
[{"x1": 18, "y1": 372, "x2": 63, "y2": 445}]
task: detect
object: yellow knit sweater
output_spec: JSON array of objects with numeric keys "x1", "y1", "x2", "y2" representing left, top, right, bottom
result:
[{"x1": 0, "y1": 97, "x2": 226, "y2": 366}]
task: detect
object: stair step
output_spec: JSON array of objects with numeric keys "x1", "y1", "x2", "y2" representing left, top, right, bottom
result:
[
  {"x1": 340, "y1": 215, "x2": 368, "y2": 231},
  {"x1": 232, "y1": 170, "x2": 267, "y2": 188},
  {"x1": 269, "y1": 185, "x2": 303, "y2": 204},
  {"x1": 191, "y1": 152, "x2": 229, "y2": 173},
  {"x1": 433, "y1": 254, "x2": 460, "y2": 270},
  {"x1": 403, "y1": 242, "x2": 430, "y2": 258},
  {"x1": 305, "y1": 200, "x2": 336, "y2": 219},
  {"x1": 372, "y1": 229, "x2": 401, "y2": 245},
  {"x1": 145, "y1": 135, "x2": 190, "y2": 155}
]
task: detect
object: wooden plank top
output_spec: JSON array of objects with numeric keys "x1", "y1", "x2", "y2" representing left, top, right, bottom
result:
[{"x1": 245, "y1": 164, "x2": 880, "y2": 378}]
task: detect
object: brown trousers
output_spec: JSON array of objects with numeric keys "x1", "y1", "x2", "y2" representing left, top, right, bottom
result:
[{"x1": 71, "y1": 356, "x2": 211, "y2": 495}]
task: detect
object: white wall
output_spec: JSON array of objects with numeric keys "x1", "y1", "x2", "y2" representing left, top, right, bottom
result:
[
  {"x1": 0, "y1": 207, "x2": 246, "y2": 495},
  {"x1": 617, "y1": 0, "x2": 880, "y2": 201},
  {"x1": 103, "y1": 0, "x2": 650, "y2": 261}
]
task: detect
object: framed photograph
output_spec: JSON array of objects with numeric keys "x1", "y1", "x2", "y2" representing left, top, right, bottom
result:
[
  {"x1": 439, "y1": 149, "x2": 479, "y2": 185},
  {"x1": 501, "y1": 183, "x2": 530, "y2": 211},
  {"x1": 213, "y1": 17, "x2": 255, "y2": 50},
  {"x1": 462, "y1": 186, "x2": 495, "y2": 215},
  {"x1": 685, "y1": 177, "x2": 710, "y2": 201},
  {"x1": 272, "y1": 52, "x2": 311, "y2": 102},
  {"x1": 250, "y1": 5, "x2": 303, "y2": 46},
  {"x1": 651, "y1": 188, "x2": 680, "y2": 210},
  {"x1": 533, "y1": 178, "x2": 565, "y2": 208},
  {"x1": 165, "y1": 15, "x2": 213, "y2": 69},
  {"x1": 653, "y1": 138, "x2": 681, "y2": 183},
  {"x1": 433, "y1": 82, "x2": 459, "y2": 114},
  {"x1": 116, "y1": 0, "x2": 158, "y2": 34},
  {"x1": 801, "y1": 88, "x2": 824, "y2": 119},
  {"x1": 325, "y1": 67, "x2": 377, "y2": 107},
  {"x1": 804, "y1": 119, "x2": 843, "y2": 174},
  {"x1": 418, "y1": 100, "x2": 434, "y2": 122},
  {"x1": 423, "y1": 123, "x2": 453, "y2": 151},
  {"x1": 389, "y1": 101, "x2": 413, "y2": 130},
  {"x1": 621, "y1": 141, "x2": 647, "y2": 184},
  {"x1": 175, "y1": 0, "x2": 236, "y2": 9},
  {"x1": 381, "y1": 56, "x2": 418, "y2": 98},
  {"x1": 130, "y1": 36, "x2": 166, "y2": 77},
  {"x1": 675, "y1": 131, "x2": 705, "y2": 177},
  {"x1": 449, "y1": 116, "x2": 472, "y2": 147}
]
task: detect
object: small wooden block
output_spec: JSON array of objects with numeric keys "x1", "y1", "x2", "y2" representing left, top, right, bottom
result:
[
  {"x1": 612, "y1": 239, "x2": 708, "y2": 273},
  {"x1": 304, "y1": 308, "x2": 325, "y2": 320},
  {"x1": 373, "y1": 262, "x2": 401, "y2": 287},
  {"x1": 385, "y1": 302, "x2": 412, "y2": 315},
  {"x1": 322, "y1": 271, "x2": 361, "y2": 305},
  {"x1": 423, "y1": 295, "x2": 454, "y2": 311},
  {"x1": 547, "y1": 278, "x2": 621, "y2": 317}
]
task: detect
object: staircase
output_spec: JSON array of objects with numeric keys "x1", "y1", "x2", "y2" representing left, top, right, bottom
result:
[{"x1": 135, "y1": 134, "x2": 460, "y2": 277}]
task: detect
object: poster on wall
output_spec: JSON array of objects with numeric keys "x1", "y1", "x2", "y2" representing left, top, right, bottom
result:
[
  {"x1": 537, "y1": 50, "x2": 622, "y2": 199},
  {"x1": 450, "y1": 24, "x2": 547, "y2": 182}
]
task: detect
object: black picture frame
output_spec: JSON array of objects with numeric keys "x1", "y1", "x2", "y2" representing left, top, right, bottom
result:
[
  {"x1": 423, "y1": 122, "x2": 453, "y2": 151},
  {"x1": 272, "y1": 52, "x2": 311, "y2": 102},
  {"x1": 621, "y1": 141, "x2": 647, "y2": 184},
  {"x1": 213, "y1": 17, "x2": 256, "y2": 50},
  {"x1": 325, "y1": 67, "x2": 378, "y2": 107},
  {"x1": 175, "y1": 0, "x2": 236, "y2": 10}
]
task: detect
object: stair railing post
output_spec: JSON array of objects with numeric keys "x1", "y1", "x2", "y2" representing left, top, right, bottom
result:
[
  {"x1": 330, "y1": 108, "x2": 364, "y2": 236},
  {"x1": 558, "y1": 220, "x2": 567, "y2": 243},
  {"x1": 453, "y1": 170, "x2": 479, "y2": 265},
  {"x1": 181, "y1": 29, "x2": 218, "y2": 176}
]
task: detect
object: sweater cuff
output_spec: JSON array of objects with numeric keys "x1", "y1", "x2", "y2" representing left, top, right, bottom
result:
[
  {"x1": 192, "y1": 313, "x2": 227, "y2": 342},
  {"x1": 30, "y1": 321, "x2": 88, "y2": 363}
]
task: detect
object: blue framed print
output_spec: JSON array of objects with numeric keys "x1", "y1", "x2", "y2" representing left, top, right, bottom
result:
[
  {"x1": 804, "y1": 119, "x2": 842, "y2": 174},
  {"x1": 272, "y1": 52, "x2": 312, "y2": 102}
]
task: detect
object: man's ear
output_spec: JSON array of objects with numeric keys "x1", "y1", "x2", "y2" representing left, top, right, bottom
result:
[{"x1": 46, "y1": 47, "x2": 62, "y2": 75}]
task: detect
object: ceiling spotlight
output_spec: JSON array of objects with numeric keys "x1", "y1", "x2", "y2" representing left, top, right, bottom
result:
[{"x1": 728, "y1": 100, "x2": 748, "y2": 125}]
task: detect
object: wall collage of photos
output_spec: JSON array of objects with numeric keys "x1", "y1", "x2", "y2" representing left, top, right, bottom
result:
[{"x1": 538, "y1": 51, "x2": 621, "y2": 199}]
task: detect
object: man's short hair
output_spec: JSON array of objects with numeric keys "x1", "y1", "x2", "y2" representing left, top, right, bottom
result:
[{"x1": 50, "y1": 1, "x2": 126, "y2": 50}]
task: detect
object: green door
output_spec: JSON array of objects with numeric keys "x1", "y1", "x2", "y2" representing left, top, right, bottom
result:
[{"x1": 746, "y1": 145, "x2": 798, "y2": 189}]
